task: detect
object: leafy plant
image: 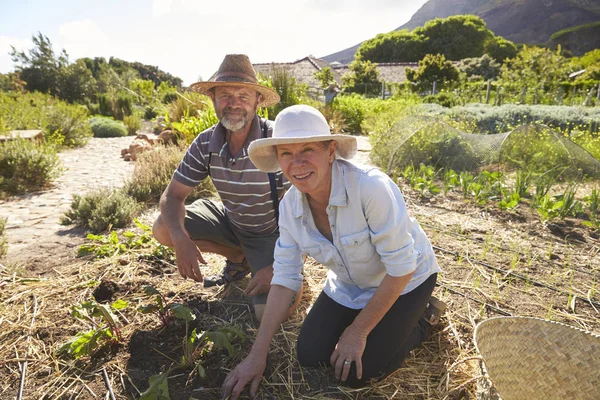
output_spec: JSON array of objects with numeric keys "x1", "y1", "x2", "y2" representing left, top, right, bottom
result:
[
  {"x1": 58, "y1": 299, "x2": 128, "y2": 358},
  {"x1": 123, "y1": 114, "x2": 141, "y2": 135},
  {"x1": 460, "y1": 171, "x2": 474, "y2": 199},
  {"x1": 555, "y1": 184, "x2": 580, "y2": 218},
  {"x1": 76, "y1": 219, "x2": 163, "y2": 258},
  {"x1": 536, "y1": 194, "x2": 562, "y2": 223},
  {"x1": 61, "y1": 188, "x2": 139, "y2": 233},
  {"x1": 0, "y1": 138, "x2": 62, "y2": 196},
  {"x1": 498, "y1": 191, "x2": 521, "y2": 211},
  {"x1": 89, "y1": 116, "x2": 128, "y2": 137},
  {"x1": 443, "y1": 169, "x2": 460, "y2": 194},
  {"x1": 138, "y1": 286, "x2": 183, "y2": 328}
]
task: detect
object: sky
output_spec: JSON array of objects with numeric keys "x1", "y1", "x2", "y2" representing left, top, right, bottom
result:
[{"x1": 0, "y1": 0, "x2": 429, "y2": 86}]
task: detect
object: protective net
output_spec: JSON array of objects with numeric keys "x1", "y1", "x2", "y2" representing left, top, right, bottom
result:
[{"x1": 370, "y1": 115, "x2": 600, "y2": 180}]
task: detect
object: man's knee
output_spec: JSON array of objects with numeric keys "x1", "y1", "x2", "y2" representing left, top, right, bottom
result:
[{"x1": 152, "y1": 214, "x2": 172, "y2": 246}]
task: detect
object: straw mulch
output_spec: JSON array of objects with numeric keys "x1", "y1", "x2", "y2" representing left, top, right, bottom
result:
[{"x1": 1, "y1": 187, "x2": 599, "y2": 399}]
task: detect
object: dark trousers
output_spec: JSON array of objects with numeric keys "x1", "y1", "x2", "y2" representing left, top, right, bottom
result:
[{"x1": 296, "y1": 273, "x2": 437, "y2": 388}]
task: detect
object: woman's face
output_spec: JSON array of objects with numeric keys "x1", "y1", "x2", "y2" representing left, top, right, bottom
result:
[{"x1": 276, "y1": 141, "x2": 336, "y2": 198}]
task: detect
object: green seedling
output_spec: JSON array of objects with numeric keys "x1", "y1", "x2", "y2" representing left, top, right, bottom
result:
[
  {"x1": 138, "y1": 286, "x2": 183, "y2": 328},
  {"x1": 536, "y1": 194, "x2": 562, "y2": 223},
  {"x1": 498, "y1": 191, "x2": 520, "y2": 211},
  {"x1": 58, "y1": 299, "x2": 128, "y2": 358},
  {"x1": 443, "y1": 169, "x2": 460, "y2": 195}
]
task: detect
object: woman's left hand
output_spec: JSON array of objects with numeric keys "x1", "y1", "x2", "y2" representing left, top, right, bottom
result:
[{"x1": 329, "y1": 324, "x2": 368, "y2": 382}]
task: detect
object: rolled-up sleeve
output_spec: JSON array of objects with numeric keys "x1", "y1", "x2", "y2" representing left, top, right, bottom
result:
[
  {"x1": 271, "y1": 225, "x2": 304, "y2": 292},
  {"x1": 361, "y1": 171, "x2": 418, "y2": 277}
]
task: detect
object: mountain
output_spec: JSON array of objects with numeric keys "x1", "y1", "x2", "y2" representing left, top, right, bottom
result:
[{"x1": 321, "y1": 0, "x2": 600, "y2": 64}]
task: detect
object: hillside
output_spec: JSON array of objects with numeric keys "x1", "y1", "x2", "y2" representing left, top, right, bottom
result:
[{"x1": 322, "y1": 0, "x2": 600, "y2": 64}]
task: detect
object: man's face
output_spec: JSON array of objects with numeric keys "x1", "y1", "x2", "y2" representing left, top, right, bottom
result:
[{"x1": 211, "y1": 86, "x2": 261, "y2": 133}]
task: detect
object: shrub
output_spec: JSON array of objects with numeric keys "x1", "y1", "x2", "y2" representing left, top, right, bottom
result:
[
  {"x1": 167, "y1": 91, "x2": 210, "y2": 122},
  {"x1": 0, "y1": 91, "x2": 92, "y2": 147},
  {"x1": 423, "y1": 92, "x2": 460, "y2": 108},
  {"x1": 0, "y1": 139, "x2": 62, "y2": 196},
  {"x1": 123, "y1": 115, "x2": 141, "y2": 136},
  {"x1": 61, "y1": 188, "x2": 140, "y2": 233},
  {"x1": 89, "y1": 116, "x2": 128, "y2": 138},
  {"x1": 124, "y1": 145, "x2": 215, "y2": 204},
  {"x1": 0, "y1": 217, "x2": 7, "y2": 257}
]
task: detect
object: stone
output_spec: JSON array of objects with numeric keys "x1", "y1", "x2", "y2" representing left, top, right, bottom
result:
[{"x1": 158, "y1": 130, "x2": 175, "y2": 145}]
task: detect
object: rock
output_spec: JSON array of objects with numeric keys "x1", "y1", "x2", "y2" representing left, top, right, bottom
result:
[
  {"x1": 121, "y1": 148, "x2": 129, "y2": 157},
  {"x1": 158, "y1": 130, "x2": 175, "y2": 145},
  {"x1": 123, "y1": 153, "x2": 131, "y2": 162},
  {"x1": 129, "y1": 140, "x2": 153, "y2": 161}
]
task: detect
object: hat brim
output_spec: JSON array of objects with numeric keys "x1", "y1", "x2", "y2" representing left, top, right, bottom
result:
[
  {"x1": 248, "y1": 134, "x2": 358, "y2": 173},
  {"x1": 189, "y1": 81, "x2": 280, "y2": 108}
]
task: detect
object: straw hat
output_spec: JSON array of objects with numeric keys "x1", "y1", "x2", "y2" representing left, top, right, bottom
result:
[
  {"x1": 475, "y1": 316, "x2": 600, "y2": 400},
  {"x1": 248, "y1": 105, "x2": 357, "y2": 173},
  {"x1": 190, "y1": 54, "x2": 280, "y2": 108}
]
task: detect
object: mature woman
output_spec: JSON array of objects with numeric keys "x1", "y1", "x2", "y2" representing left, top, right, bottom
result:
[{"x1": 222, "y1": 105, "x2": 443, "y2": 399}]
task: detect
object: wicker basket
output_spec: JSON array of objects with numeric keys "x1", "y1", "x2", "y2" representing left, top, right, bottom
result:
[{"x1": 474, "y1": 316, "x2": 600, "y2": 400}]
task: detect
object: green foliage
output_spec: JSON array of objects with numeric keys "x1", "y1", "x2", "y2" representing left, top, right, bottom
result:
[
  {"x1": 356, "y1": 30, "x2": 424, "y2": 62},
  {"x1": 58, "y1": 299, "x2": 128, "y2": 358},
  {"x1": 400, "y1": 164, "x2": 441, "y2": 197},
  {"x1": 498, "y1": 191, "x2": 521, "y2": 211},
  {"x1": 58, "y1": 59, "x2": 97, "y2": 103},
  {"x1": 124, "y1": 144, "x2": 216, "y2": 204},
  {"x1": 98, "y1": 91, "x2": 134, "y2": 120},
  {"x1": 264, "y1": 67, "x2": 308, "y2": 116},
  {"x1": 129, "y1": 78, "x2": 155, "y2": 105},
  {"x1": 457, "y1": 54, "x2": 501, "y2": 81},
  {"x1": 108, "y1": 57, "x2": 182, "y2": 88},
  {"x1": 0, "y1": 217, "x2": 7, "y2": 257},
  {"x1": 549, "y1": 22, "x2": 600, "y2": 57},
  {"x1": 123, "y1": 115, "x2": 141, "y2": 135},
  {"x1": 139, "y1": 371, "x2": 171, "y2": 400},
  {"x1": 166, "y1": 91, "x2": 210, "y2": 123},
  {"x1": 89, "y1": 116, "x2": 128, "y2": 137},
  {"x1": 0, "y1": 138, "x2": 61, "y2": 196},
  {"x1": 138, "y1": 286, "x2": 186, "y2": 328},
  {"x1": 61, "y1": 188, "x2": 140, "y2": 233},
  {"x1": 0, "y1": 91, "x2": 92, "y2": 147},
  {"x1": 314, "y1": 67, "x2": 336, "y2": 89},
  {"x1": 406, "y1": 54, "x2": 460, "y2": 93},
  {"x1": 423, "y1": 92, "x2": 460, "y2": 108},
  {"x1": 536, "y1": 194, "x2": 563, "y2": 223},
  {"x1": 342, "y1": 60, "x2": 382, "y2": 96},
  {"x1": 415, "y1": 15, "x2": 494, "y2": 60},
  {"x1": 484, "y1": 36, "x2": 518, "y2": 63},
  {"x1": 10, "y1": 32, "x2": 68, "y2": 96}
]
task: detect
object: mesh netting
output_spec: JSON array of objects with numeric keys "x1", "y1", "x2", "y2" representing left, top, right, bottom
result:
[{"x1": 370, "y1": 115, "x2": 600, "y2": 180}]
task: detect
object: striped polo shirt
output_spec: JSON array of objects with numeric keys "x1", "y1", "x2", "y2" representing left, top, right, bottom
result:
[{"x1": 174, "y1": 115, "x2": 290, "y2": 235}]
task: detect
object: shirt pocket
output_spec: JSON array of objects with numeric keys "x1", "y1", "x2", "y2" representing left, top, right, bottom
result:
[
  {"x1": 341, "y1": 228, "x2": 376, "y2": 264},
  {"x1": 301, "y1": 245, "x2": 322, "y2": 262}
]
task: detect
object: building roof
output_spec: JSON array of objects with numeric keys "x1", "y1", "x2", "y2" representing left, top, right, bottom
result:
[{"x1": 253, "y1": 56, "x2": 343, "y2": 92}]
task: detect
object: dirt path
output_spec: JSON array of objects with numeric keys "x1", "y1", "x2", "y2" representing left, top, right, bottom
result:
[
  {"x1": 1, "y1": 136, "x2": 135, "y2": 264},
  {"x1": 0, "y1": 134, "x2": 372, "y2": 267}
]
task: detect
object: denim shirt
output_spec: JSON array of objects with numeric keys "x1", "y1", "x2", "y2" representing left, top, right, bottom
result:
[{"x1": 271, "y1": 159, "x2": 441, "y2": 309}]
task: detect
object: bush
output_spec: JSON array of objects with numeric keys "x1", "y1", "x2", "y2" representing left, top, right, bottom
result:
[
  {"x1": 0, "y1": 91, "x2": 92, "y2": 147},
  {"x1": 423, "y1": 92, "x2": 460, "y2": 108},
  {"x1": 61, "y1": 188, "x2": 140, "y2": 233},
  {"x1": 89, "y1": 116, "x2": 128, "y2": 137},
  {"x1": 167, "y1": 91, "x2": 210, "y2": 122},
  {"x1": 123, "y1": 115, "x2": 141, "y2": 136},
  {"x1": 0, "y1": 217, "x2": 7, "y2": 257},
  {"x1": 124, "y1": 145, "x2": 215, "y2": 203},
  {"x1": 0, "y1": 139, "x2": 62, "y2": 196}
]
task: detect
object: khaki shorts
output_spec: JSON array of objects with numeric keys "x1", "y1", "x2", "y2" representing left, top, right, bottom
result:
[{"x1": 184, "y1": 198, "x2": 278, "y2": 305}]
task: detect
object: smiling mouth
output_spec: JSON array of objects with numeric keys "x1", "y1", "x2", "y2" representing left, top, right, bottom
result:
[{"x1": 293, "y1": 172, "x2": 312, "y2": 180}]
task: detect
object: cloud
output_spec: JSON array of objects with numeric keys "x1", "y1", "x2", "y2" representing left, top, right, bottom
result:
[
  {"x1": 58, "y1": 19, "x2": 110, "y2": 60},
  {"x1": 152, "y1": 0, "x2": 173, "y2": 17},
  {"x1": 0, "y1": 36, "x2": 30, "y2": 73}
]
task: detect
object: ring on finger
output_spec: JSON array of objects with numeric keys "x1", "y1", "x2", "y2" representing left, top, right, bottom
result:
[{"x1": 344, "y1": 360, "x2": 351, "y2": 365}]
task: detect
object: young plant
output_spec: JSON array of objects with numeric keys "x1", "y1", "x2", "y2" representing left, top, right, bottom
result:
[
  {"x1": 443, "y1": 169, "x2": 460, "y2": 195},
  {"x1": 138, "y1": 286, "x2": 182, "y2": 328},
  {"x1": 498, "y1": 191, "x2": 520, "y2": 210},
  {"x1": 555, "y1": 184, "x2": 580, "y2": 218},
  {"x1": 514, "y1": 170, "x2": 532, "y2": 198},
  {"x1": 460, "y1": 171, "x2": 474, "y2": 199},
  {"x1": 536, "y1": 194, "x2": 562, "y2": 223},
  {"x1": 58, "y1": 299, "x2": 128, "y2": 358}
]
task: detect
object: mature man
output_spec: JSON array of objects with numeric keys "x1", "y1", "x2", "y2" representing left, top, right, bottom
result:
[{"x1": 152, "y1": 54, "x2": 290, "y2": 320}]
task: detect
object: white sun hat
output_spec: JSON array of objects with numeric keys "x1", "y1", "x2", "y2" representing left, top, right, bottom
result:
[{"x1": 248, "y1": 105, "x2": 357, "y2": 173}]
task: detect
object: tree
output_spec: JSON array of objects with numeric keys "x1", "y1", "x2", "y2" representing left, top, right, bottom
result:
[
  {"x1": 314, "y1": 67, "x2": 336, "y2": 89},
  {"x1": 415, "y1": 15, "x2": 494, "y2": 60},
  {"x1": 342, "y1": 60, "x2": 382, "y2": 96},
  {"x1": 485, "y1": 36, "x2": 518, "y2": 63},
  {"x1": 406, "y1": 54, "x2": 460, "y2": 92},
  {"x1": 498, "y1": 46, "x2": 570, "y2": 92},
  {"x1": 457, "y1": 54, "x2": 501, "y2": 81},
  {"x1": 356, "y1": 30, "x2": 424, "y2": 63},
  {"x1": 10, "y1": 32, "x2": 68, "y2": 96},
  {"x1": 58, "y1": 59, "x2": 97, "y2": 103}
]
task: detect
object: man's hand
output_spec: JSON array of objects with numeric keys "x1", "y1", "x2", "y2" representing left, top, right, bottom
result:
[
  {"x1": 245, "y1": 265, "x2": 273, "y2": 297},
  {"x1": 172, "y1": 234, "x2": 206, "y2": 282},
  {"x1": 222, "y1": 352, "x2": 266, "y2": 400}
]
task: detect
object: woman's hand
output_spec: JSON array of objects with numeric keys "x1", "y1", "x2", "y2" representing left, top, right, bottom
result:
[
  {"x1": 329, "y1": 324, "x2": 368, "y2": 382},
  {"x1": 222, "y1": 352, "x2": 267, "y2": 400}
]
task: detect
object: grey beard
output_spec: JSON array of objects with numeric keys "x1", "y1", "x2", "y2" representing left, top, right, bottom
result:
[{"x1": 221, "y1": 115, "x2": 247, "y2": 132}]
